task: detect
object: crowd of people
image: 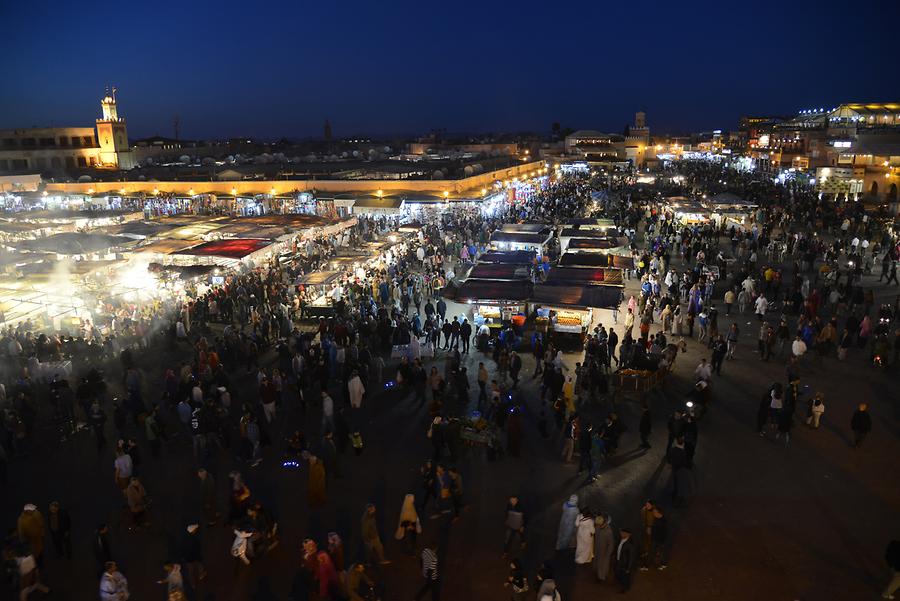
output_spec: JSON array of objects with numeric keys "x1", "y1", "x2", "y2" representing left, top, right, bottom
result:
[{"x1": 1, "y1": 161, "x2": 899, "y2": 600}]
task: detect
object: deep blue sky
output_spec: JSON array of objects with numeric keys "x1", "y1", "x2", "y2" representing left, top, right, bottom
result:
[{"x1": 1, "y1": 0, "x2": 897, "y2": 140}]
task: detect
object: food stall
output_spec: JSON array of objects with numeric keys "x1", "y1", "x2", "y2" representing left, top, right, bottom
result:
[
  {"x1": 530, "y1": 284, "x2": 623, "y2": 343},
  {"x1": 297, "y1": 270, "x2": 343, "y2": 318},
  {"x1": 563, "y1": 217, "x2": 617, "y2": 231},
  {"x1": 453, "y1": 278, "x2": 532, "y2": 330},
  {"x1": 489, "y1": 230, "x2": 552, "y2": 253}
]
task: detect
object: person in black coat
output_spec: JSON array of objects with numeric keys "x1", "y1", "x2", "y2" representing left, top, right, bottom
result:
[
  {"x1": 48, "y1": 501, "x2": 72, "y2": 559},
  {"x1": 639, "y1": 405, "x2": 652, "y2": 449},
  {"x1": 615, "y1": 529, "x2": 637, "y2": 592},
  {"x1": 181, "y1": 523, "x2": 206, "y2": 588},
  {"x1": 851, "y1": 403, "x2": 872, "y2": 447},
  {"x1": 92, "y1": 524, "x2": 112, "y2": 577}
]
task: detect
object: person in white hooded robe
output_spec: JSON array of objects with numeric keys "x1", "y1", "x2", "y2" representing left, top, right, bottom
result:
[
  {"x1": 348, "y1": 370, "x2": 365, "y2": 409},
  {"x1": 574, "y1": 511, "x2": 595, "y2": 564}
]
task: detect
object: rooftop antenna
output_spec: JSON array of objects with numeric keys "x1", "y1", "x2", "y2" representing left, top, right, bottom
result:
[{"x1": 111, "y1": 86, "x2": 117, "y2": 101}]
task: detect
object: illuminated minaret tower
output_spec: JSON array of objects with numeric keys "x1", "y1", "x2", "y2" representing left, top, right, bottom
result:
[{"x1": 95, "y1": 87, "x2": 134, "y2": 169}]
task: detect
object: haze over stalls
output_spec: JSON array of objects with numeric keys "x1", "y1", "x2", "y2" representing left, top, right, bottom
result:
[{"x1": 1, "y1": 0, "x2": 897, "y2": 139}]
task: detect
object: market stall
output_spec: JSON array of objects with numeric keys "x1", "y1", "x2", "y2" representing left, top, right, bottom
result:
[
  {"x1": 530, "y1": 283, "x2": 623, "y2": 342},
  {"x1": 465, "y1": 263, "x2": 531, "y2": 280},
  {"x1": 559, "y1": 229, "x2": 628, "y2": 253},
  {"x1": 545, "y1": 266, "x2": 625, "y2": 287},
  {"x1": 453, "y1": 278, "x2": 532, "y2": 329},
  {"x1": 477, "y1": 250, "x2": 536, "y2": 265},
  {"x1": 558, "y1": 252, "x2": 634, "y2": 270},
  {"x1": 489, "y1": 230, "x2": 552, "y2": 253},
  {"x1": 297, "y1": 270, "x2": 343, "y2": 318},
  {"x1": 563, "y1": 236, "x2": 629, "y2": 255}
]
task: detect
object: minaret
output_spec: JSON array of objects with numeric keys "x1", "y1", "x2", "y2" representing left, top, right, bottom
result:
[{"x1": 95, "y1": 87, "x2": 134, "y2": 169}]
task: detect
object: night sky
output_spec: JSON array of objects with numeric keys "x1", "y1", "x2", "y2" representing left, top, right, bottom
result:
[{"x1": 1, "y1": 0, "x2": 897, "y2": 140}]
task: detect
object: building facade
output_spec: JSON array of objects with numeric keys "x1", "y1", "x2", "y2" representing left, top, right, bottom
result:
[{"x1": 0, "y1": 91, "x2": 134, "y2": 174}]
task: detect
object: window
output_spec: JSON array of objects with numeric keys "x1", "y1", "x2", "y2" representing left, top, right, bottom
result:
[
  {"x1": 35, "y1": 157, "x2": 47, "y2": 169},
  {"x1": 2, "y1": 139, "x2": 16, "y2": 148},
  {"x1": 65, "y1": 156, "x2": 75, "y2": 168},
  {"x1": 21, "y1": 138, "x2": 36, "y2": 147},
  {"x1": 51, "y1": 157, "x2": 61, "y2": 168},
  {"x1": 89, "y1": 156, "x2": 97, "y2": 166},
  {"x1": 0, "y1": 159, "x2": 8, "y2": 171},
  {"x1": 77, "y1": 157, "x2": 87, "y2": 167},
  {"x1": 11, "y1": 159, "x2": 28, "y2": 170},
  {"x1": 39, "y1": 137, "x2": 55, "y2": 147},
  {"x1": 83, "y1": 136, "x2": 93, "y2": 146},
  {"x1": 72, "y1": 137, "x2": 81, "y2": 147}
]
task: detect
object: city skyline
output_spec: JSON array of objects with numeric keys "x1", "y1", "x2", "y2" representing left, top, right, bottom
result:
[{"x1": 2, "y1": 0, "x2": 897, "y2": 139}]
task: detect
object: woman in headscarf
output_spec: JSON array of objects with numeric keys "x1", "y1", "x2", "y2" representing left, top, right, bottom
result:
[
  {"x1": 394, "y1": 494, "x2": 421, "y2": 556},
  {"x1": 555, "y1": 494, "x2": 579, "y2": 550},
  {"x1": 574, "y1": 509, "x2": 595, "y2": 564}
]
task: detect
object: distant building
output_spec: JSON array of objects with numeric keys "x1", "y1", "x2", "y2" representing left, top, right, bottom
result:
[
  {"x1": 747, "y1": 102, "x2": 900, "y2": 201},
  {"x1": 0, "y1": 89, "x2": 134, "y2": 173}
]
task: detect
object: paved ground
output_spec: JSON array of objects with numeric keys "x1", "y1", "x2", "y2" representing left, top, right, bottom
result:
[{"x1": 3, "y1": 239, "x2": 900, "y2": 601}]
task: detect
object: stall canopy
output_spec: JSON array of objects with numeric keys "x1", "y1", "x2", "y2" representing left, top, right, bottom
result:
[
  {"x1": 477, "y1": 250, "x2": 536, "y2": 265},
  {"x1": 545, "y1": 266, "x2": 624, "y2": 286},
  {"x1": 352, "y1": 198, "x2": 404, "y2": 210},
  {"x1": 109, "y1": 221, "x2": 181, "y2": 239},
  {"x1": 17, "y1": 232, "x2": 136, "y2": 254},
  {"x1": 499, "y1": 223, "x2": 554, "y2": 235},
  {"x1": 298, "y1": 270, "x2": 342, "y2": 286},
  {"x1": 532, "y1": 284, "x2": 623, "y2": 309},
  {"x1": 454, "y1": 279, "x2": 533, "y2": 303},
  {"x1": 566, "y1": 237, "x2": 621, "y2": 250},
  {"x1": 559, "y1": 252, "x2": 634, "y2": 269},
  {"x1": 490, "y1": 231, "x2": 551, "y2": 245},
  {"x1": 560, "y1": 228, "x2": 623, "y2": 240},
  {"x1": 706, "y1": 192, "x2": 757, "y2": 209},
  {"x1": 131, "y1": 239, "x2": 198, "y2": 255},
  {"x1": 174, "y1": 238, "x2": 272, "y2": 259},
  {"x1": 466, "y1": 263, "x2": 530, "y2": 280}
]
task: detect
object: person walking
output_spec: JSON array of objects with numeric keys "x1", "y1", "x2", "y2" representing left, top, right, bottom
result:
[
  {"x1": 593, "y1": 514, "x2": 615, "y2": 582},
  {"x1": 361, "y1": 504, "x2": 390, "y2": 565},
  {"x1": 806, "y1": 394, "x2": 825, "y2": 429},
  {"x1": 555, "y1": 494, "x2": 579, "y2": 551},
  {"x1": 574, "y1": 510, "x2": 596, "y2": 564},
  {"x1": 503, "y1": 496, "x2": 527, "y2": 556},
  {"x1": 99, "y1": 561, "x2": 129, "y2": 601},
  {"x1": 615, "y1": 528, "x2": 637, "y2": 592},
  {"x1": 851, "y1": 403, "x2": 872, "y2": 448},
  {"x1": 726, "y1": 323, "x2": 740, "y2": 359},
  {"x1": 639, "y1": 405, "x2": 652, "y2": 449},
  {"x1": 197, "y1": 468, "x2": 219, "y2": 526},
  {"x1": 125, "y1": 476, "x2": 149, "y2": 530},
  {"x1": 395, "y1": 494, "x2": 421, "y2": 556},
  {"x1": 414, "y1": 544, "x2": 440, "y2": 601},
  {"x1": 648, "y1": 506, "x2": 668, "y2": 570},
  {"x1": 17, "y1": 504, "x2": 45, "y2": 566},
  {"x1": 47, "y1": 501, "x2": 72, "y2": 559}
]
